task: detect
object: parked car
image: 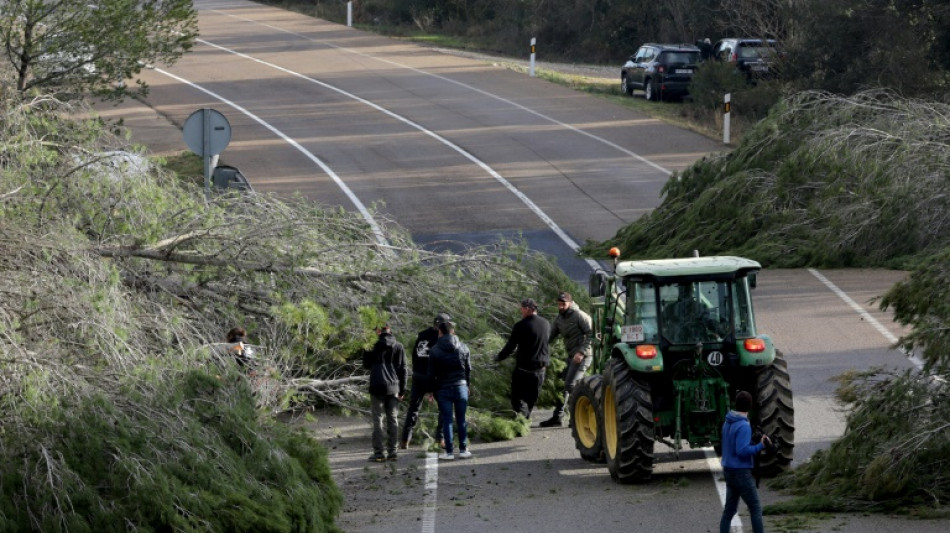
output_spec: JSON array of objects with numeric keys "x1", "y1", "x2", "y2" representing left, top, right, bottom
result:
[
  {"x1": 212, "y1": 165, "x2": 253, "y2": 192},
  {"x1": 621, "y1": 43, "x2": 702, "y2": 101},
  {"x1": 711, "y1": 38, "x2": 784, "y2": 78}
]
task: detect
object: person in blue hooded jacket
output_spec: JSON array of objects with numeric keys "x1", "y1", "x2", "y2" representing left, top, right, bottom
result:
[
  {"x1": 427, "y1": 320, "x2": 473, "y2": 460},
  {"x1": 720, "y1": 390, "x2": 771, "y2": 533}
]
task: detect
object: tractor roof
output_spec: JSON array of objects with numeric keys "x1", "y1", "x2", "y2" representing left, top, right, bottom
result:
[{"x1": 615, "y1": 256, "x2": 761, "y2": 279}]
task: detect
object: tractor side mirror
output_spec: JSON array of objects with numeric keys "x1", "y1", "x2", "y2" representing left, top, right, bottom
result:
[
  {"x1": 589, "y1": 271, "x2": 607, "y2": 298},
  {"x1": 749, "y1": 273, "x2": 757, "y2": 289}
]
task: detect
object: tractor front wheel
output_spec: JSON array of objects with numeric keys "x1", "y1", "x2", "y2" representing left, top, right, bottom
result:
[
  {"x1": 570, "y1": 374, "x2": 605, "y2": 463},
  {"x1": 753, "y1": 349, "x2": 795, "y2": 476},
  {"x1": 603, "y1": 357, "x2": 654, "y2": 483}
]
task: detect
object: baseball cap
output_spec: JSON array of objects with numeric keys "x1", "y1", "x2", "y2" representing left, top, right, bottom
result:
[
  {"x1": 434, "y1": 313, "x2": 452, "y2": 325},
  {"x1": 557, "y1": 292, "x2": 572, "y2": 302},
  {"x1": 521, "y1": 298, "x2": 538, "y2": 310}
]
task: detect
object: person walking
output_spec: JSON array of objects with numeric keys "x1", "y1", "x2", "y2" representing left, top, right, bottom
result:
[
  {"x1": 363, "y1": 324, "x2": 407, "y2": 462},
  {"x1": 399, "y1": 313, "x2": 450, "y2": 449},
  {"x1": 719, "y1": 390, "x2": 771, "y2": 533},
  {"x1": 495, "y1": 298, "x2": 551, "y2": 420},
  {"x1": 540, "y1": 292, "x2": 593, "y2": 428},
  {"x1": 427, "y1": 320, "x2": 473, "y2": 460}
]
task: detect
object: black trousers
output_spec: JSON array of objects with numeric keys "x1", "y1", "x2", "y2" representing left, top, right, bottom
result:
[
  {"x1": 401, "y1": 373, "x2": 441, "y2": 443},
  {"x1": 511, "y1": 367, "x2": 546, "y2": 419}
]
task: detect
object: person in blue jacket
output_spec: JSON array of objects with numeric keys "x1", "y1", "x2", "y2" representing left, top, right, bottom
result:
[{"x1": 719, "y1": 390, "x2": 771, "y2": 533}]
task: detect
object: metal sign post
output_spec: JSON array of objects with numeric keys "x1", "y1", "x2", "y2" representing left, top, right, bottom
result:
[{"x1": 183, "y1": 108, "x2": 232, "y2": 201}]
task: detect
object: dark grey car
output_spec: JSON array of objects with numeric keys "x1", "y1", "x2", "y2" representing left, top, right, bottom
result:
[
  {"x1": 712, "y1": 38, "x2": 784, "y2": 78},
  {"x1": 621, "y1": 43, "x2": 702, "y2": 101}
]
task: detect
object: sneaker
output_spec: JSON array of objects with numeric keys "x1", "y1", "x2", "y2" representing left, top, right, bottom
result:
[
  {"x1": 387, "y1": 452, "x2": 398, "y2": 461},
  {"x1": 539, "y1": 416, "x2": 563, "y2": 428},
  {"x1": 368, "y1": 453, "x2": 386, "y2": 463},
  {"x1": 439, "y1": 438, "x2": 446, "y2": 449},
  {"x1": 398, "y1": 440, "x2": 409, "y2": 450},
  {"x1": 438, "y1": 452, "x2": 455, "y2": 461},
  {"x1": 457, "y1": 450, "x2": 473, "y2": 459}
]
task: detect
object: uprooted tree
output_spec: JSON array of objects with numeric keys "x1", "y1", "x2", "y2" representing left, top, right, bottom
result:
[{"x1": 0, "y1": 92, "x2": 576, "y2": 529}]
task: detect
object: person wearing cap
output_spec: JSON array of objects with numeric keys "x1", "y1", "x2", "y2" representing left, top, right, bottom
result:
[
  {"x1": 363, "y1": 324, "x2": 407, "y2": 462},
  {"x1": 719, "y1": 390, "x2": 770, "y2": 533},
  {"x1": 495, "y1": 298, "x2": 551, "y2": 419},
  {"x1": 427, "y1": 320, "x2": 473, "y2": 460},
  {"x1": 540, "y1": 291, "x2": 593, "y2": 428},
  {"x1": 399, "y1": 313, "x2": 450, "y2": 449}
]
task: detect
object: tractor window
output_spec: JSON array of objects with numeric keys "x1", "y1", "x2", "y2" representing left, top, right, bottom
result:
[
  {"x1": 622, "y1": 280, "x2": 659, "y2": 344},
  {"x1": 733, "y1": 278, "x2": 756, "y2": 338},
  {"x1": 658, "y1": 281, "x2": 733, "y2": 344}
]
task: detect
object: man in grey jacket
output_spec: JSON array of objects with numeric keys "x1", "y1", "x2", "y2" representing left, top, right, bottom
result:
[{"x1": 540, "y1": 292, "x2": 593, "y2": 428}]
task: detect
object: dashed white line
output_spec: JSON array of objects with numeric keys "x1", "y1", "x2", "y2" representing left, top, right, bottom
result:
[{"x1": 421, "y1": 453, "x2": 439, "y2": 533}]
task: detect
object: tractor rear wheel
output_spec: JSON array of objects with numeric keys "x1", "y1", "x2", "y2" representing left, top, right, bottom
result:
[
  {"x1": 570, "y1": 374, "x2": 605, "y2": 463},
  {"x1": 753, "y1": 349, "x2": 795, "y2": 476},
  {"x1": 603, "y1": 357, "x2": 654, "y2": 483}
]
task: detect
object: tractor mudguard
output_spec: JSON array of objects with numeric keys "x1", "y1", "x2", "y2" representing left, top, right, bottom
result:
[
  {"x1": 737, "y1": 334, "x2": 776, "y2": 367},
  {"x1": 613, "y1": 343, "x2": 664, "y2": 373}
]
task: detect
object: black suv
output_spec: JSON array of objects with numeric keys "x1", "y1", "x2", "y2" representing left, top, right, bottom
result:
[
  {"x1": 711, "y1": 38, "x2": 784, "y2": 78},
  {"x1": 621, "y1": 43, "x2": 701, "y2": 101}
]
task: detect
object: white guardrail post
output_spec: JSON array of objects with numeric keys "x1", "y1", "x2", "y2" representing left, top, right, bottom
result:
[
  {"x1": 530, "y1": 38, "x2": 536, "y2": 77},
  {"x1": 723, "y1": 92, "x2": 731, "y2": 145}
]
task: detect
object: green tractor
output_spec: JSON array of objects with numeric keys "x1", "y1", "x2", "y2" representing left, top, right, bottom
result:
[{"x1": 569, "y1": 250, "x2": 794, "y2": 483}]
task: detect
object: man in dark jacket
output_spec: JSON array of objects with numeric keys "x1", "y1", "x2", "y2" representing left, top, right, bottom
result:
[
  {"x1": 363, "y1": 324, "x2": 407, "y2": 462},
  {"x1": 541, "y1": 292, "x2": 593, "y2": 427},
  {"x1": 495, "y1": 298, "x2": 551, "y2": 419},
  {"x1": 400, "y1": 313, "x2": 450, "y2": 449},
  {"x1": 427, "y1": 321, "x2": 473, "y2": 460},
  {"x1": 719, "y1": 391, "x2": 770, "y2": 533}
]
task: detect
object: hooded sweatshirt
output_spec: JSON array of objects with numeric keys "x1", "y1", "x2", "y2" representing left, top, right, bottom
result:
[
  {"x1": 427, "y1": 334, "x2": 471, "y2": 388},
  {"x1": 363, "y1": 332, "x2": 407, "y2": 397},
  {"x1": 720, "y1": 411, "x2": 765, "y2": 469}
]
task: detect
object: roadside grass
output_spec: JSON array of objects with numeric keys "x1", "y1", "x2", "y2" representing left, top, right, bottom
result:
[{"x1": 157, "y1": 150, "x2": 203, "y2": 186}]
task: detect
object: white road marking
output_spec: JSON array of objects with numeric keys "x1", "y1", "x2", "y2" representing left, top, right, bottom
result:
[
  {"x1": 152, "y1": 67, "x2": 390, "y2": 248},
  {"x1": 422, "y1": 453, "x2": 439, "y2": 533},
  {"x1": 189, "y1": 36, "x2": 602, "y2": 271},
  {"x1": 210, "y1": 8, "x2": 674, "y2": 177},
  {"x1": 808, "y1": 268, "x2": 924, "y2": 370}
]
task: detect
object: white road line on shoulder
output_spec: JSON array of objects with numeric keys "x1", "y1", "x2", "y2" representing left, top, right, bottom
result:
[
  {"x1": 705, "y1": 448, "x2": 742, "y2": 532},
  {"x1": 152, "y1": 67, "x2": 390, "y2": 248},
  {"x1": 191, "y1": 37, "x2": 602, "y2": 271},
  {"x1": 422, "y1": 453, "x2": 439, "y2": 533},
  {"x1": 807, "y1": 268, "x2": 924, "y2": 370},
  {"x1": 212, "y1": 9, "x2": 674, "y2": 177}
]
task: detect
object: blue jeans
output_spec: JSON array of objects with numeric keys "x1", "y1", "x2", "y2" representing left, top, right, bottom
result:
[
  {"x1": 435, "y1": 383, "x2": 469, "y2": 454},
  {"x1": 720, "y1": 468, "x2": 764, "y2": 533}
]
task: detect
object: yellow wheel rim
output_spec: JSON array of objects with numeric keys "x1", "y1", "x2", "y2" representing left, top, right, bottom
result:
[
  {"x1": 604, "y1": 383, "x2": 617, "y2": 459},
  {"x1": 575, "y1": 396, "x2": 598, "y2": 448}
]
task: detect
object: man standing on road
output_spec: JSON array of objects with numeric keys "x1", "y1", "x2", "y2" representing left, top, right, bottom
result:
[
  {"x1": 495, "y1": 298, "x2": 551, "y2": 420},
  {"x1": 540, "y1": 292, "x2": 593, "y2": 428},
  {"x1": 400, "y1": 313, "x2": 449, "y2": 449},
  {"x1": 363, "y1": 324, "x2": 407, "y2": 462},
  {"x1": 428, "y1": 320, "x2": 473, "y2": 460},
  {"x1": 720, "y1": 390, "x2": 771, "y2": 533}
]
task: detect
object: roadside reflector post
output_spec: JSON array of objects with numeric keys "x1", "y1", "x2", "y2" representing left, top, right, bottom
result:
[
  {"x1": 530, "y1": 38, "x2": 537, "y2": 77},
  {"x1": 723, "y1": 93, "x2": 731, "y2": 145},
  {"x1": 347, "y1": 2, "x2": 353, "y2": 27}
]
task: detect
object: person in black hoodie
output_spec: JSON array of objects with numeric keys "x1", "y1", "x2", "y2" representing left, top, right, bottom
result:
[
  {"x1": 399, "y1": 313, "x2": 450, "y2": 449},
  {"x1": 363, "y1": 324, "x2": 407, "y2": 462},
  {"x1": 427, "y1": 320, "x2": 473, "y2": 460},
  {"x1": 495, "y1": 298, "x2": 551, "y2": 419}
]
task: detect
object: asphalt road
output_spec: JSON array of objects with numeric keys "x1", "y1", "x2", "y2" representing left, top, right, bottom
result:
[{"x1": 99, "y1": 1, "x2": 944, "y2": 531}]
